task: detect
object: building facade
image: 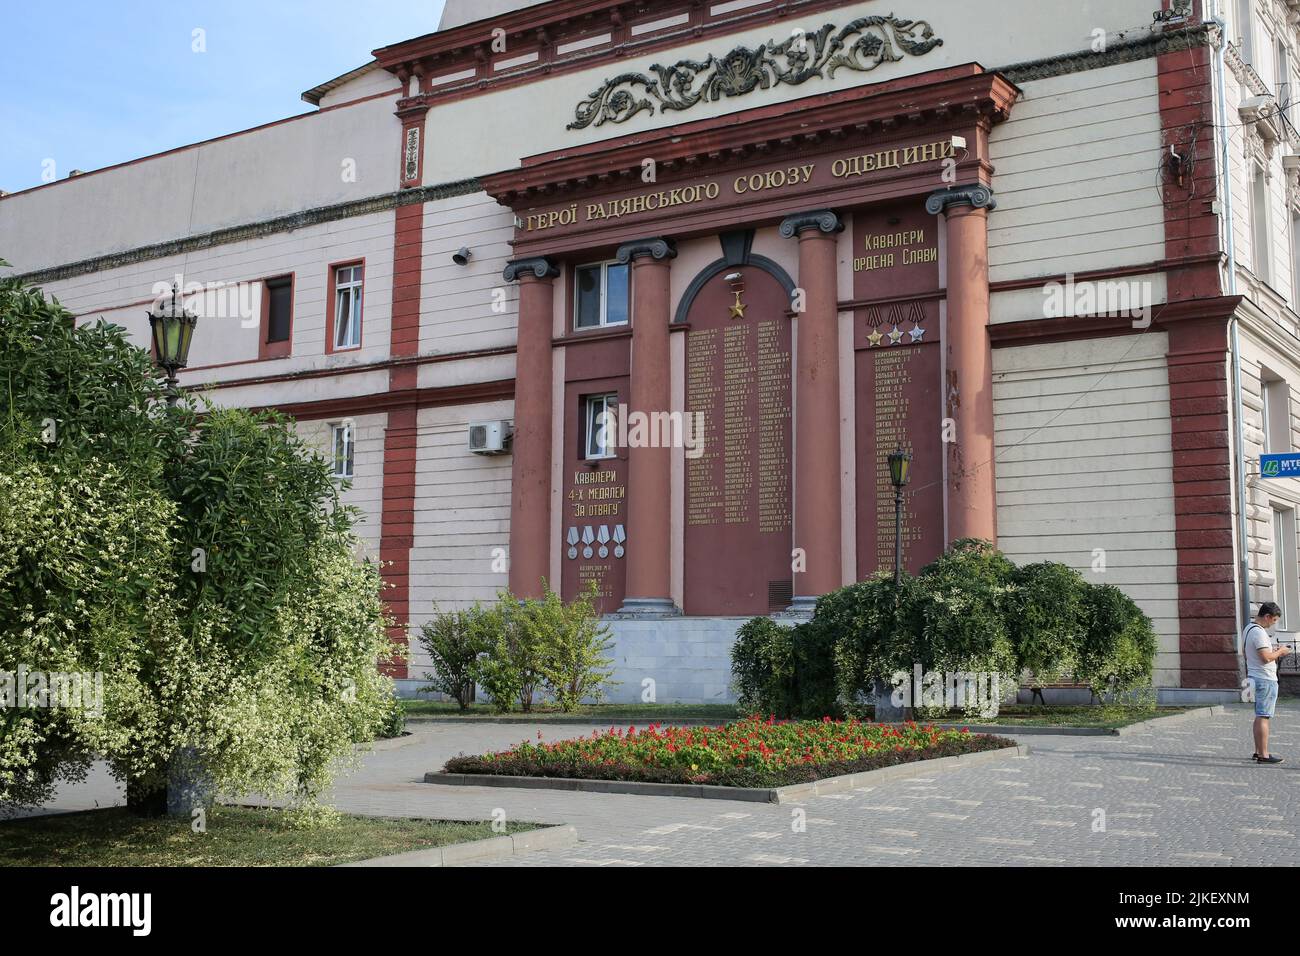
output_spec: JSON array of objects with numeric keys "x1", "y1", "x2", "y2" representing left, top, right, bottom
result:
[{"x1": 4, "y1": 0, "x2": 1297, "y2": 702}]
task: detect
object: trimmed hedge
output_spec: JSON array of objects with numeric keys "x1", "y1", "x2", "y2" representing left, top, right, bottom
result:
[{"x1": 732, "y1": 539, "x2": 1159, "y2": 719}]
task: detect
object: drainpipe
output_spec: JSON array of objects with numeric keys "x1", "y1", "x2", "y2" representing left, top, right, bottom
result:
[{"x1": 1210, "y1": 4, "x2": 1252, "y2": 631}]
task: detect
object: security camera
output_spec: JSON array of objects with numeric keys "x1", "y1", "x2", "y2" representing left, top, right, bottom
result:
[
  {"x1": 724, "y1": 272, "x2": 742, "y2": 282},
  {"x1": 452, "y1": 246, "x2": 472, "y2": 265}
]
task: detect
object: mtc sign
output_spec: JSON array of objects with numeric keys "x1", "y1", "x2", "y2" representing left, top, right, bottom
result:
[{"x1": 1260, "y1": 453, "x2": 1300, "y2": 478}]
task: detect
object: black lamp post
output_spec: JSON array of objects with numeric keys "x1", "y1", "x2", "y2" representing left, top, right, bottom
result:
[
  {"x1": 146, "y1": 283, "x2": 197, "y2": 406},
  {"x1": 887, "y1": 448, "x2": 912, "y2": 587}
]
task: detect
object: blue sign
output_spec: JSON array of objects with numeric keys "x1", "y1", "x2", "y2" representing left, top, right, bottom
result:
[{"x1": 1261, "y1": 453, "x2": 1300, "y2": 478}]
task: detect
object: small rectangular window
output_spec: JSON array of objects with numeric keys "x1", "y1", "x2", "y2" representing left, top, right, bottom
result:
[
  {"x1": 1251, "y1": 165, "x2": 1271, "y2": 284},
  {"x1": 1274, "y1": 506, "x2": 1296, "y2": 630},
  {"x1": 583, "y1": 394, "x2": 618, "y2": 460},
  {"x1": 1262, "y1": 369, "x2": 1290, "y2": 454},
  {"x1": 331, "y1": 423, "x2": 354, "y2": 479},
  {"x1": 266, "y1": 276, "x2": 292, "y2": 344},
  {"x1": 333, "y1": 264, "x2": 363, "y2": 350},
  {"x1": 574, "y1": 261, "x2": 630, "y2": 330}
]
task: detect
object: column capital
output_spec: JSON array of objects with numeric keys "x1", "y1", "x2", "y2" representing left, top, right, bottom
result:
[
  {"x1": 503, "y1": 256, "x2": 560, "y2": 282},
  {"x1": 616, "y1": 237, "x2": 677, "y2": 263},
  {"x1": 779, "y1": 209, "x2": 844, "y2": 239},
  {"x1": 925, "y1": 184, "x2": 997, "y2": 216}
]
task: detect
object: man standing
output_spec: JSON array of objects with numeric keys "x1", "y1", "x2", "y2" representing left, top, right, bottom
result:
[{"x1": 1244, "y1": 601, "x2": 1291, "y2": 764}]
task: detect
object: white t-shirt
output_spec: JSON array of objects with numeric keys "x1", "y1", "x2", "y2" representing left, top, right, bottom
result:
[{"x1": 1244, "y1": 622, "x2": 1278, "y2": 682}]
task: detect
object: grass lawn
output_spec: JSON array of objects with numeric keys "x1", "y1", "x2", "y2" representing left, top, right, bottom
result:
[
  {"x1": 444, "y1": 716, "x2": 1016, "y2": 788},
  {"x1": 402, "y1": 700, "x2": 739, "y2": 720},
  {"x1": 0, "y1": 805, "x2": 537, "y2": 867},
  {"x1": 952, "y1": 705, "x2": 1190, "y2": 729},
  {"x1": 403, "y1": 699, "x2": 1187, "y2": 730}
]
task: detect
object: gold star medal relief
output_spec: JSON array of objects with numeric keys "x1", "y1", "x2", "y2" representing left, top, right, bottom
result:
[{"x1": 729, "y1": 288, "x2": 747, "y2": 319}]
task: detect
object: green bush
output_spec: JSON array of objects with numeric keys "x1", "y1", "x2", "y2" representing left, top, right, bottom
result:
[
  {"x1": 730, "y1": 618, "x2": 840, "y2": 719},
  {"x1": 417, "y1": 604, "x2": 491, "y2": 710},
  {"x1": 1008, "y1": 561, "x2": 1088, "y2": 684},
  {"x1": 1078, "y1": 583, "x2": 1159, "y2": 698},
  {"x1": 730, "y1": 618, "x2": 797, "y2": 717},
  {"x1": 732, "y1": 539, "x2": 1159, "y2": 721},
  {"x1": 472, "y1": 585, "x2": 617, "y2": 713},
  {"x1": 532, "y1": 584, "x2": 617, "y2": 712}
]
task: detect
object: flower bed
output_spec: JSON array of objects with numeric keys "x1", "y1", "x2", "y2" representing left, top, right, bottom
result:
[{"x1": 442, "y1": 715, "x2": 1016, "y2": 788}]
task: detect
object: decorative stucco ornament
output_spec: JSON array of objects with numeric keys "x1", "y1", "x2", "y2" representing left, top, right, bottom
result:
[{"x1": 568, "y1": 16, "x2": 944, "y2": 131}]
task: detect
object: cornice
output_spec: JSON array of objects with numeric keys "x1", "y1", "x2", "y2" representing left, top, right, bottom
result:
[
  {"x1": 481, "y1": 65, "x2": 1018, "y2": 204},
  {"x1": 15, "y1": 178, "x2": 482, "y2": 285}
]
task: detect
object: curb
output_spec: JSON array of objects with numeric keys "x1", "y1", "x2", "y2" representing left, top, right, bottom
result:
[
  {"x1": 424, "y1": 743, "x2": 1028, "y2": 804},
  {"x1": 1113, "y1": 704, "x2": 1225, "y2": 736},
  {"x1": 338, "y1": 823, "x2": 578, "y2": 867},
  {"x1": 406, "y1": 716, "x2": 729, "y2": 727},
  {"x1": 360, "y1": 733, "x2": 424, "y2": 753},
  {"x1": 930, "y1": 705, "x2": 1226, "y2": 738}
]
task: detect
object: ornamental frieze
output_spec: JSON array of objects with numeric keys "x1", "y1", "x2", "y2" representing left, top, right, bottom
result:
[{"x1": 567, "y1": 16, "x2": 943, "y2": 132}]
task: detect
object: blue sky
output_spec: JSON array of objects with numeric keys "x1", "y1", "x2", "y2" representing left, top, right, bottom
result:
[{"x1": 0, "y1": 1, "x2": 447, "y2": 194}]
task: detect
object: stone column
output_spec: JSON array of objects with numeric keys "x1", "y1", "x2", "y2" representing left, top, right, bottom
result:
[
  {"x1": 503, "y1": 256, "x2": 559, "y2": 598},
  {"x1": 780, "y1": 210, "x2": 844, "y2": 610},
  {"x1": 616, "y1": 238, "x2": 679, "y2": 615},
  {"x1": 925, "y1": 185, "x2": 998, "y2": 544}
]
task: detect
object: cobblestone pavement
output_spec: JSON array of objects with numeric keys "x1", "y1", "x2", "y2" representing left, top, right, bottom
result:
[{"x1": 28, "y1": 703, "x2": 1300, "y2": 865}]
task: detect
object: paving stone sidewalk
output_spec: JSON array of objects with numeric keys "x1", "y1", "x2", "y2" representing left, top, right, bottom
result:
[{"x1": 24, "y1": 703, "x2": 1298, "y2": 866}]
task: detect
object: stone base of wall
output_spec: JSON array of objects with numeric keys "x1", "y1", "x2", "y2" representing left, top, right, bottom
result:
[{"x1": 392, "y1": 615, "x2": 747, "y2": 704}]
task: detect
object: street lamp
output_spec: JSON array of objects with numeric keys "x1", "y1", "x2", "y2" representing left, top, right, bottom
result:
[
  {"x1": 887, "y1": 448, "x2": 912, "y2": 587},
  {"x1": 146, "y1": 283, "x2": 197, "y2": 406}
]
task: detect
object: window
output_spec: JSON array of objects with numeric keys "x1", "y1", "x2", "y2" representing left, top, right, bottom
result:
[
  {"x1": 1262, "y1": 368, "x2": 1291, "y2": 453},
  {"x1": 574, "y1": 261, "x2": 630, "y2": 330},
  {"x1": 258, "y1": 275, "x2": 293, "y2": 359},
  {"x1": 1292, "y1": 213, "x2": 1300, "y2": 309},
  {"x1": 331, "y1": 422, "x2": 354, "y2": 479},
  {"x1": 583, "y1": 393, "x2": 618, "y2": 460},
  {"x1": 1237, "y1": 0, "x2": 1255, "y2": 62},
  {"x1": 1274, "y1": 507, "x2": 1297, "y2": 630},
  {"x1": 331, "y1": 263, "x2": 364, "y2": 351},
  {"x1": 1276, "y1": 37, "x2": 1291, "y2": 105},
  {"x1": 1251, "y1": 164, "x2": 1271, "y2": 284}
]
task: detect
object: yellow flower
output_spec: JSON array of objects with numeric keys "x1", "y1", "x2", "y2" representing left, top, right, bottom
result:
[{"x1": 691, "y1": 763, "x2": 698, "y2": 771}]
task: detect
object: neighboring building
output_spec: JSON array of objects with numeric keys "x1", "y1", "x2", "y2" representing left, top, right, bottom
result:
[{"x1": 5, "y1": 0, "x2": 1296, "y2": 702}]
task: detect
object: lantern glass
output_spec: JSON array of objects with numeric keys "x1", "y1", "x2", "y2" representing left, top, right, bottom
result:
[
  {"x1": 147, "y1": 292, "x2": 197, "y2": 371},
  {"x1": 888, "y1": 449, "x2": 912, "y2": 488}
]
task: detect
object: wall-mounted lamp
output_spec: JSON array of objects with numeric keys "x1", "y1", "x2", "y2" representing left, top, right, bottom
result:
[{"x1": 452, "y1": 246, "x2": 473, "y2": 266}]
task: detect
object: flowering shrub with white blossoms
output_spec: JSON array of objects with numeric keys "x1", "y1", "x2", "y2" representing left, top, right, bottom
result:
[{"x1": 0, "y1": 266, "x2": 400, "y2": 816}]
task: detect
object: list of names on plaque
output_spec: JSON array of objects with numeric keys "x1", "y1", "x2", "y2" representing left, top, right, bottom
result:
[
  {"x1": 757, "y1": 319, "x2": 791, "y2": 534},
  {"x1": 873, "y1": 348, "x2": 921, "y2": 573},
  {"x1": 722, "y1": 324, "x2": 756, "y2": 524},
  {"x1": 686, "y1": 327, "x2": 722, "y2": 526}
]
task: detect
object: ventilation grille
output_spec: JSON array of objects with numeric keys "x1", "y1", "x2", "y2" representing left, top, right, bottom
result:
[{"x1": 768, "y1": 579, "x2": 793, "y2": 612}]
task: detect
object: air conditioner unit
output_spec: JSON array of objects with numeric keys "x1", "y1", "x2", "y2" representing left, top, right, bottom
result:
[{"x1": 468, "y1": 420, "x2": 512, "y2": 455}]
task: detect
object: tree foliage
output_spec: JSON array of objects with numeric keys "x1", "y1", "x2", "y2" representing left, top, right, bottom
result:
[{"x1": 0, "y1": 267, "x2": 399, "y2": 813}]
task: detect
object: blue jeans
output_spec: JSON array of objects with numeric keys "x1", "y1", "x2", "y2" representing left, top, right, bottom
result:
[{"x1": 1252, "y1": 677, "x2": 1279, "y2": 719}]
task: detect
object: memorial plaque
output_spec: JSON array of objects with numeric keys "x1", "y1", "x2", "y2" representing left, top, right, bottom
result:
[
  {"x1": 854, "y1": 201, "x2": 945, "y2": 577},
  {"x1": 684, "y1": 267, "x2": 793, "y2": 615},
  {"x1": 560, "y1": 364, "x2": 629, "y2": 613}
]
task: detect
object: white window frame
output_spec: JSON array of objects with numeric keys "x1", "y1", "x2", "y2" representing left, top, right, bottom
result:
[
  {"x1": 1237, "y1": 0, "x2": 1255, "y2": 62},
  {"x1": 583, "y1": 393, "x2": 618, "y2": 460},
  {"x1": 573, "y1": 260, "x2": 630, "y2": 330},
  {"x1": 1262, "y1": 369, "x2": 1291, "y2": 454},
  {"x1": 1274, "y1": 506, "x2": 1297, "y2": 630},
  {"x1": 1251, "y1": 163, "x2": 1272, "y2": 285},
  {"x1": 1291, "y1": 212, "x2": 1300, "y2": 310},
  {"x1": 331, "y1": 422, "x2": 354, "y2": 479},
  {"x1": 334, "y1": 265, "x2": 363, "y2": 350}
]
